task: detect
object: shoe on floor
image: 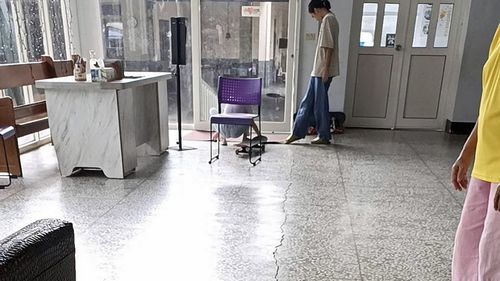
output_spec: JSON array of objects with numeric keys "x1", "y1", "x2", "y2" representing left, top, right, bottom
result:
[
  {"x1": 285, "y1": 135, "x2": 301, "y2": 144},
  {"x1": 333, "y1": 128, "x2": 344, "y2": 134},
  {"x1": 311, "y1": 137, "x2": 330, "y2": 145}
]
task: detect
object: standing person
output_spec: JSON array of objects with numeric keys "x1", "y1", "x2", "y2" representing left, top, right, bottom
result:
[
  {"x1": 285, "y1": 0, "x2": 339, "y2": 145},
  {"x1": 451, "y1": 25, "x2": 500, "y2": 280}
]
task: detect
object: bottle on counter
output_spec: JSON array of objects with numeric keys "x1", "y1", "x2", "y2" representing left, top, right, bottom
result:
[
  {"x1": 89, "y1": 50, "x2": 99, "y2": 69},
  {"x1": 89, "y1": 50, "x2": 99, "y2": 82},
  {"x1": 89, "y1": 49, "x2": 105, "y2": 82},
  {"x1": 73, "y1": 56, "x2": 87, "y2": 82}
]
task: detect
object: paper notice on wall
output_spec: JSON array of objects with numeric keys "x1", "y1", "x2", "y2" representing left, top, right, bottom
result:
[
  {"x1": 241, "y1": 6, "x2": 260, "y2": 17},
  {"x1": 434, "y1": 4, "x2": 454, "y2": 48}
]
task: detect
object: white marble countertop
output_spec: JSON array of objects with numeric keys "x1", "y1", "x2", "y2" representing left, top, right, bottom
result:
[{"x1": 35, "y1": 71, "x2": 172, "y2": 90}]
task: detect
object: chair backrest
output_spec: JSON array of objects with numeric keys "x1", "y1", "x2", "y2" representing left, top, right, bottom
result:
[{"x1": 217, "y1": 76, "x2": 262, "y2": 106}]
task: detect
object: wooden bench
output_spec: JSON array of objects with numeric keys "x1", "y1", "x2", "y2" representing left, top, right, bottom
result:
[
  {"x1": 0, "y1": 56, "x2": 73, "y2": 177},
  {"x1": 14, "y1": 101, "x2": 50, "y2": 138}
]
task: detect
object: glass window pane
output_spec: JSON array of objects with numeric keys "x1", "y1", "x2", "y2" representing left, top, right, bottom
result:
[
  {"x1": 48, "y1": 0, "x2": 67, "y2": 60},
  {"x1": 360, "y1": 3, "x2": 378, "y2": 47},
  {"x1": 100, "y1": 0, "x2": 194, "y2": 124},
  {"x1": 32, "y1": 85, "x2": 45, "y2": 102},
  {"x1": 21, "y1": 1, "x2": 44, "y2": 62},
  {"x1": 412, "y1": 4, "x2": 433, "y2": 48},
  {"x1": 38, "y1": 128, "x2": 50, "y2": 139},
  {"x1": 101, "y1": 3, "x2": 123, "y2": 59},
  {"x1": 380, "y1": 4, "x2": 399, "y2": 48},
  {"x1": 1, "y1": 88, "x2": 25, "y2": 106},
  {"x1": 18, "y1": 134, "x2": 36, "y2": 146},
  {"x1": 0, "y1": 1, "x2": 19, "y2": 64},
  {"x1": 434, "y1": 4, "x2": 453, "y2": 48}
]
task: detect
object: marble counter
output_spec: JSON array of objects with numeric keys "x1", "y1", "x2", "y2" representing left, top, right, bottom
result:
[
  {"x1": 36, "y1": 72, "x2": 170, "y2": 90},
  {"x1": 36, "y1": 72, "x2": 172, "y2": 179}
]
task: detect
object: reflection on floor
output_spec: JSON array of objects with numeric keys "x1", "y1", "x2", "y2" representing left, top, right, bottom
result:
[
  {"x1": 261, "y1": 83, "x2": 286, "y2": 122},
  {"x1": 0, "y1": 129, "x2": 466, "y2": 281}
]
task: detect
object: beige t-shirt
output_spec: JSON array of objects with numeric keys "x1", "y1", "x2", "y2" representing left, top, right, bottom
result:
[{"x1": 311, "y1": 13, "x2": 340, "y2": 78}]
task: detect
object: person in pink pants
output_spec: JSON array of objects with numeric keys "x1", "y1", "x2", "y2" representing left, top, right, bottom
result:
[{"x1": 451, "y1": 25, "x2": 500, "y2": 281}]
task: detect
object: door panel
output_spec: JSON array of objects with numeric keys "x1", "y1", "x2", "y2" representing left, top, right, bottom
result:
[
  {"x1": 396, "y1": 0, "x2": 457, "y2": 128},
  {"x1": 403, "y1": 55, "x2": 445, "y2": 119},
  {"x1": 353, "y1": 55, "x2": 393, "y2": 118}
]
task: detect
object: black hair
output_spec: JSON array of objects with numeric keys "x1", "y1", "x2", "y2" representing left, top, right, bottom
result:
[{"x1": 308, "y1": 0, "x2": 331, "y2": 13}]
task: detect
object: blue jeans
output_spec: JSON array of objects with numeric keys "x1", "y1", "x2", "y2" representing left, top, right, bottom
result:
[{"x1": 292, "y1": 77, "x2": 332, "y2": 140}]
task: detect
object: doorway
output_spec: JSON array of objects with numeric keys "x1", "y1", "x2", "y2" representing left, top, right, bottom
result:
[
  {"x1": 345, "y1": 0, "x2": 461, "y2": 129},
  {"x1": 191, "y1": 0, "x2": 299, "y2": 133}
]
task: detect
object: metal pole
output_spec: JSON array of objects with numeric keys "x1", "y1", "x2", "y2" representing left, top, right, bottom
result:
[{"x1": 176, "y1": 63, "x2": 182, "y2": 150}]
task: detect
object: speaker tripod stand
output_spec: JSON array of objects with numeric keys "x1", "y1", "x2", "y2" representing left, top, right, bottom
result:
[
  {"x1": 169, "y1": 16, "x2": 195, "y2": 151},
  {"x1": 170, "y1": 64, "x2": 196, "y2": 152}
]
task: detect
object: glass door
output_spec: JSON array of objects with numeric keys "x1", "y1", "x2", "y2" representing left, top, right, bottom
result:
[{"x1": 192, "y1": 0, "x2": 297, "y2": 133}]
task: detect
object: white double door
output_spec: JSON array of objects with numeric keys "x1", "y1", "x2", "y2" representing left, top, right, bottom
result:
[{"x1": 345, "y1": 0, "x2": 461, "y2": 129}]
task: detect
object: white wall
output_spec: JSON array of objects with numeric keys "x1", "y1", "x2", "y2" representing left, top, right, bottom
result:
[
  {"x1": 451, "y1": 0, "x2": 500, "y2": 123},
  {"x1": 296, "y1": 0, "x2": 353, "y2": 112}
]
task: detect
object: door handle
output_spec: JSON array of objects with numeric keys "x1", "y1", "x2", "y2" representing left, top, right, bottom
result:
[{"x1": 395, "y1": 44, "x2": 402, "y2": 51}]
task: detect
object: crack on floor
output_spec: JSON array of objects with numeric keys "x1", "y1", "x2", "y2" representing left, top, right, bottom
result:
[
  {"x1": 273, "y1": 180, "x2": 292, "y2": 281},
  {"x1": 336, "y1": 150, "x2": 365, "y2": 281}
]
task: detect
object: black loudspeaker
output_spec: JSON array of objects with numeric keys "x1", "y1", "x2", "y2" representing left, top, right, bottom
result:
[{"x1": 171, "y1": 17, "x2": 187, "y2": 65}]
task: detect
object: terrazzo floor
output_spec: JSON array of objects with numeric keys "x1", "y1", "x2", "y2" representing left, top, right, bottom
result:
[{"x1": 0, "y1": 129, "x2": 467, "y2": 281}]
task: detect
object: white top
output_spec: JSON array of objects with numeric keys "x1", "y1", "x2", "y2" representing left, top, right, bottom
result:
[
  {"x1": 311, "y1": 13, "x2": 340, "y2": 78},
  {"x1": 35, "y1": 72, "x2": 172, "y2": 90}
]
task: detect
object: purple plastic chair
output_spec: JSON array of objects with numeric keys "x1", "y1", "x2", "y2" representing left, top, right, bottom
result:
[{"x1": 209, "y1": 76, "x2": 263, "y2": 165}]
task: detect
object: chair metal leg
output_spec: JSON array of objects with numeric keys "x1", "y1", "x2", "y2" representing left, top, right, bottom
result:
[
  {"x1": 248, "y1": 122, "x2": 262, "y2": 166},
  {"x1": 0, "y1": 136, "x2": 11, "y2": 188},
  {"x1": 208, "y1": 122, "x2": 217, "y2": 164},
  {"x1": 258, "y1": 116, "x2": 263, "y2": 162},
  {"x1": 217, "y1": 124, "x2": 220, "y2": 159},
  {"x1": 259, "y1": 131, "x2": 263, "y2": 161},
  {"x1": 248, "y1": 127, "x2": 253, "y2": 165},
  {"x1": 209, "y1": 122, "x2": 220, "y2": 164},
  {"x1": 209, "y1": 123, "x2": 212, "y2": 164}
]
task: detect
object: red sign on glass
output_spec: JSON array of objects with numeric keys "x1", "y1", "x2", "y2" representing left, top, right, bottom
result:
[{"x1": 241, "y1": 6, "x2": 261, "y2": 17}]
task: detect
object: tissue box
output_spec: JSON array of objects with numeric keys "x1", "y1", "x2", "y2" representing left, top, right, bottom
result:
[
  {"x1": 100, "y1": 67, "x2": 116, "y2": 82},
  {"x1": 90, "y1": 67, "x2": 116, "y2": 82},
  {"x1": 104, "y1": 60, "x2": 124, "y2": 80}
]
